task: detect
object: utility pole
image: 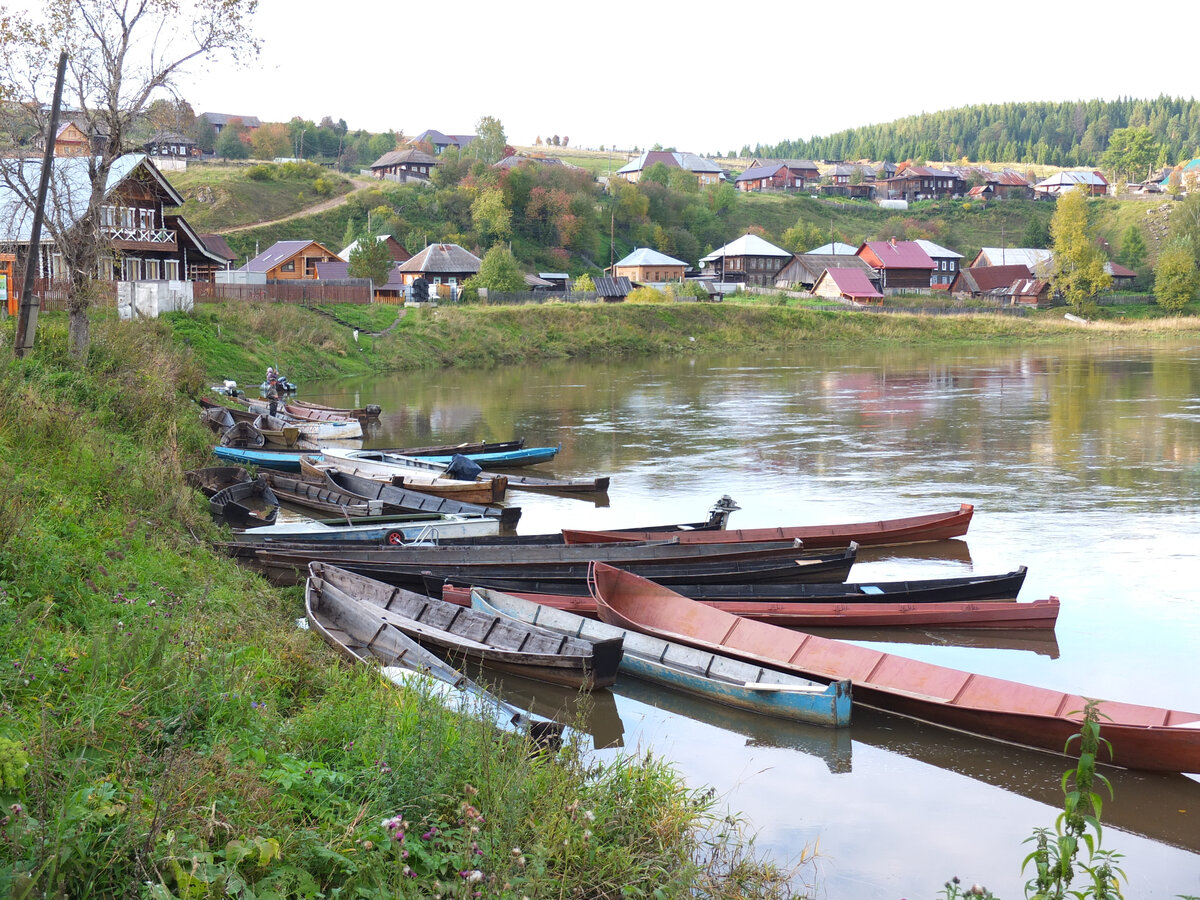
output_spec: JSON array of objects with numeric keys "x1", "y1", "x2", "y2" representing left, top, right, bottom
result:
[{"x1": 14, "y1": 50, "x2": 68, "y2": 358}]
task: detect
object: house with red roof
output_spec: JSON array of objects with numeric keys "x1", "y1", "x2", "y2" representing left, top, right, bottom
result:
[
  {"x1": 949, "y1": 264, "x2": 1034, "y2": 298},
  {"x1": 812, "y1": 267, "x2": 884, "y2": 304},
  {"x1": 855, "y1": 240, "x2": 936, "y2": 292}
]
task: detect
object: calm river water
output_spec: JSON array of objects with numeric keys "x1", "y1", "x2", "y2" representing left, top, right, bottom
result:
[{"x1": 305, "y1": 337, "x2": 1200, "y2": 899}]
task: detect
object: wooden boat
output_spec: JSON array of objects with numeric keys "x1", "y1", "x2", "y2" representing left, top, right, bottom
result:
[
  {"x1": 251, "y1": 414, "x2": 302, "y2": 449},
  {"x1": 305, "y1": 563, "x2": 560, "y2": 741},
  {"x1": 235, "y1": 398, "x2": 366, "y2": 440},
  {"x1": 323, "y1": 469, "x2": 521, "y2": 528},
  {"x1": 289, "y1": 398, "x2": 382, "y2": 420},
  {"x1": 486, "y1": 472, "x2": 609, "y2": 495},
  {"x1": 261, "y1": 472, "x2": 392, "y2": 518},
  {"x1": 185, "y1": 466, "x2": 252, "y2": 498},
  {"x1": 379, "y1": 439, "x2": 525, "y2": 456},
  {"x1": 212, "y1": 446, "x2": 306, "y2": 472},
  {"x1": 589, "y1": 563, "x2": 1200, "y2": 774},
  {"x1": 236, "y1": 543, "x2": 858, "y2": 590},
  {"x1": 209, "y1": 476, "x2": 280, "y2": 527},
  {"x1": 199, "y1": 403, "x2": 237, "y2": 435},
  {"x1": 562, "y1": 503, "x2": 975, "y2": 548},
  {"x1": 316, "y1": 450, "x2": 507, "y2": 503},
  {"x1": 407, "y1": 446, "x2": 560, "y2": 468},
  {"x1": 251, "y1": 400, "x2": 360, "y2": 426},
  {"x1": 309, "y1": 563, "x2": 623, "y2": 690},
  {"x1": 471, "y1": 587, "x2": 851, "y2": 728},
  {"x1": 432, "y1": 567, "x2": 1030, "y2": 604},
  {"x1": 218, "y1": 420, "x2": 267, "y2": 449},
  {"x1": 448, "y1": 583, "x2": 1058, "y2": 629},
  {"x1": 233, "y1": 511, "x2": 500, "y2": 544}
]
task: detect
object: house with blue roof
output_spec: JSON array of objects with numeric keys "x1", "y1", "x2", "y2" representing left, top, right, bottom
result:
[{"x1": 609, "y1": 247, "x2": 688, "y2": 283}]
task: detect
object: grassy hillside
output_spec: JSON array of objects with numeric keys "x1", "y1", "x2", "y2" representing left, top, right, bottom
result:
[{"x1": 170, "y1": 160, "x2": 353, "y2": 232}]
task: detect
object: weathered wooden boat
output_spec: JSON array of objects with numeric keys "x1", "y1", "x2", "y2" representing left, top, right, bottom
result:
[
  {"x1": 235, "y1": 543, "x2": 858, "y2": 590},
  {"x1": 251, "y1": 414, "x2": 303, "y2": 449},
  {"x1": 209, "y1": 476, "x2": 280, "y2": 527},
  {"x1": 290, "y1": 398, "x2": 382, "y2": 420},
  {"x1": 233, "y1": 511, "x2": 500, "y2": 544},
  {"x1": 590, "y1": 563, "x2": 1200, "y2": 774},
  {"x1": 486, "y1": 472, "x2": 610, "y2": 495},
  {"x1": 378, "y1": 439, "x2": 525, "y2": 456},
  {"x1": 211, "y1": 397, "x2": 365, "y2": 441},
  {"x1": 310, "y1": 563, "x2": 623, "y2": 690},
  {"x1": 262, "y1": 472, "x2": 394, "y2": 518},
  {"x1": 218, "y1": 420, "x2": 267, "y2": 449},
  {"x1": 471, "y1": 587, "x2": 851, "y2": 728},
  {"x1": 316, "y1": 450, "x2": 507, "y2": 503},
  {"x1": 432, "y1": 567, "x2": 1030, "y2": 604},
  {"x1": 248, "y1": 400, "x2": 359, "y2": 426},
  {"x1": 562, "y1": 503, "x2": 975, "y2": 548},
  {"x1": 199, "y1": 403, "x2": 238, "y2": 435},
  {"x1": 212, "y1": 446, "x2": 305, "y2": 472},
  {"x1": 408, "y1": 446, "x2": 561, "y2": 468},
  {"x1": 305, "y1": 563, "x2": 560, "y2": 741},
  {"x1": 323, "y1": 469, "x2": 521, "y2": 528},
  {"x1": 185, "y1": 466, "x2": 252, "y2": 498},
  {"x1": 449, "y1": 583, "x2": 1058, "y2": 629}
]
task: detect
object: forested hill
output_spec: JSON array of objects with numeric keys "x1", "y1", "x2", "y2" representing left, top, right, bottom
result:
[{"x1": 755, "y1": 97, "x2": 1200, "y2": 168}]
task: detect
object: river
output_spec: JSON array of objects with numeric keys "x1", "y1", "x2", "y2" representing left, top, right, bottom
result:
[{"x1": 304, "y1": 336, "x2": 1200, "y2": 899}]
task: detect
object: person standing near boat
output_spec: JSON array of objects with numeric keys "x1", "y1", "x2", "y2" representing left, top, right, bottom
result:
[{"x1": 265, "y1": 367, "x2": 281, "y2": 417}]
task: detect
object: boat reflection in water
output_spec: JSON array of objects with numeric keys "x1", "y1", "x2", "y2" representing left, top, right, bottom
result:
[
  {"x1": 854, "y1": 539, "x2": 974, "y2": 566},
  {"x1": 851, "y1": 708, "x2": 1200, "y2": 855},
  {"x1": 475, "y1": 670, "x2": 625, "y2": 749},
  {"x1": 612, "y1": 675, "x2": 853, "y2": 775},
  {"x1": 803, "y1": 626, "x2": 1061, "y2": 659}
]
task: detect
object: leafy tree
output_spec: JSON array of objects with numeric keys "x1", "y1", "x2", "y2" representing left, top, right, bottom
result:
[
  {"x1": 1023, "y1": 217, "x2": 1051, "y2": 249},
  {"x1": 642, "y1": 162, "x2": 670, "y2": 187},
  {"x1": 215, "y1": 121, "x2": 251, "y2": 159},
  {"x1": 1100, "y1": 127, "x2": 1159, "y2": 182},
  {"x1": 190, "y1": 114, "x2": 216, "y2": 152},
  {"x1": 470, "y1": 246, "x2": 525, "y2": 292},
  {"x1": 471, "y1": 187, "x2": 512, "y2": 245},
  {"x1": 250, "y1": 122, "x2": 292, "y2": 160},
  {"x1": 572, "y1": 273, "x2": 595, "y2": 292},
  {"x1": 1168, "y1": 191, "x2": 1200, "y2": 265},
  {"x1": 0, "y1": 0, "x2": 258, "y2": 358},
  {"x1": 666, "y1": 167, "x2": 699, "y2": 194},
  {"x1": 348, "y1": 235, "x2": 394, "y2": 287},
  {"x1": 474, "y1": 115, "x2": 507, "y2": 164},
  {"x1": 1153, "y1": 239, "x2": 1199, "y2": 313},
  {"x1": 1050, "y1": 187, "x2": 1112, "y2": 314},
  {"x1": 1116, "y1": 225, "x2": 1148, "y2": 269}
]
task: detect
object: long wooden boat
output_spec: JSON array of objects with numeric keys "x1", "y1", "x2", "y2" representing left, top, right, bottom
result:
[
  {"x1": 562, "y1": 503, "x2": 975, "y2": 548},
  {"x1": 203, "y1": 397, "x2": 361, "y2": 442},
  {"x1": 471, "y1": 587, "x2": 851, "y2": 728},
  {"x1": 448, "y1": 583, "x2": 1057, "y2": 629},
  {"x1": 323, "y1": 469, "x2": 521, "y2": 528},
  {"x1": 233, "y1": 512, "x2": 500, "y2": 544},
  {"x1": 305, "y1": 563, "x2": 560, "y2": 741},
  {"x1": 310, "y1": 563, "x2": 623, "y2": 690},
  {"x1": 290, "y1": 398, "x2": 382, "y2": 420},
  {"x1": 590, "y1": 563, "x2": 1200, "y2": 774},
  {"x1": 375, "y1": 439, "x2": 525, "y2": 456},
  {"x1": 185, "y1": 466, "x2": 252, "y2": 498},
  {"x1": 237, "y1": 543, "x2": 858, "y2": 589},
  {"x1": 484, "y1": 471, "x2": 609, "y2": 495},
  {"x1": 316, "y1": 450, "x2": 508, "y2": 503},
  {"x1": 262, "y1": 472, "x2": 391, "y2": 518},
  {"x1": 243, "y1": 400, "x2": 365, "y2": 440},
  {"x1": 408, "y1": 446, "x2": 560, "y2": 468},
  {"x1": 432, "y1": 567, "x2": 1029, "y2": 603},
  {"x1": 213, "y1": 446, "x2": 306, "y2": 472},
  {"x1": 209, "y1": 477, "x2": 279, "y2": 527},
  {"x1": 251, "y1": 414, "x2": 302, "y2": 449},
  {"x1": 219, "y1": 420, "x2": 267, "y2": 449}
]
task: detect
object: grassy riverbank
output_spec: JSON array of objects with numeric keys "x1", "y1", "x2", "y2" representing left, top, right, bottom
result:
[
  {"x1": 163, "y1": 299, "x2": 1200, "y2": 387},
  {"x1": 0, "y1": 314, "x2": 795, "y2": 898}
]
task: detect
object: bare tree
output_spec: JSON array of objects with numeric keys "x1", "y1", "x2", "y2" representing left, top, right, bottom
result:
[{"x1": 0, "y1": 0, "x2": 258, "y2": 357}]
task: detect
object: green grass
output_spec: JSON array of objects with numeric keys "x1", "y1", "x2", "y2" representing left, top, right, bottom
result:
[{"x1": 169, "y1": 161, "x2": 353, "y2": 232}]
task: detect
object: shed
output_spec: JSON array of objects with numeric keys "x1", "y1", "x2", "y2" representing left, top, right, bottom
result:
[{"x1": 812, "y1": 268, "x2": 884, "y2": 303}]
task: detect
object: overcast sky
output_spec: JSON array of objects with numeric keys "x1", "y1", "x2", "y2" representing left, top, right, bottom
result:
[{"x1": 29, "y1": 0, "x2": 1200, "y2": 154}]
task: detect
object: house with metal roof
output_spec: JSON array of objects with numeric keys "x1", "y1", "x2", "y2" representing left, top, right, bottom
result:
[
  {"x1": 747, "y1": 159, "x2": 822, "y2": 185},
  {"x1": 1034, "y1": 171, "x2": 1108, "y2": 197},
  {"x1": 408, "y1": 130, "x2": 477, "y2": 155},
  {"x1": 805, "y1": 241, "x2": 859, "y2": 256},
  {"x1": 240, "y1": 240, "x2": 339, "y2": 280},
  {"x1": 735, "y1": 164, "x2": 795, "y2": 193},
  {"x1": 369, "y1": 148, "x2": 438, "y2": 182},
  {"x1": 949, "y1": 264, "x2": 1034, "y2": 298},
  {"x1": 200, "y1": 113, "x2": 261, "y2": 134},
  {"x1": 912, "y1": 239, "x2": 963, "y2": 289},
  {"x1": 398, "y1": 243, "x2": 481, "y2": 296},
  {"x1": 0, "y1": 152, "x2": 228, "y2": 283},
  {"x1": 855, "y1": 240, "x2": 936, "y2": 292},
  {"x1": 339, "y1": 234, "x2": 411, "y2": 265},
  {"x1": 775, "y1": 253, "x2": 879, "y2": 292},
  {"x1": 609, "y1": 248, "x2": 687, "y2": 283},
  {"x1": 616, "y1": 151, "x2": 725, "y2": 186},
  {"x1": 700, "y1": 234, "x2": 792, "y2": 287},
  {"x1": 969, "y1": 247, "x2": 1053, "y2": 273},
  {"x1": 812, "y1": 267, "x2": 885, "y2": 303}
]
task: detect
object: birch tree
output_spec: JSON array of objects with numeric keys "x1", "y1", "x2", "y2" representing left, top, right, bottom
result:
[{"x1": 0, "y1": 0, "x2": 259, "y2": 358}]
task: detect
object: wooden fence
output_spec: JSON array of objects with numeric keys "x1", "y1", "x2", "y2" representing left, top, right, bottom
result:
[
  {"x1": 10, "y1": 279, "x2": 117, "y2": 312},
  {"x1": 193, "y1": 281, "x2": 371, "y2": 304},
  {"x1": 477, "y1": 290, "x2": 600, "y2": 305}
]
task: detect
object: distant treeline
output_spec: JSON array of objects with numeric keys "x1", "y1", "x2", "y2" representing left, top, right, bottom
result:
[{"x1": 754, "y1": 97, "x2": 1200, "y2": 168}]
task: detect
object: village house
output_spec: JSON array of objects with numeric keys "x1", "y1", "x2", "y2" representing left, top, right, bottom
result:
[
  {"x1": 960, "y1": 167, "x2": 1033, "y2": 200},
  {"x1": 1034, "y1": 171, "x2": 1108, "y2": 197},
  {"x1": 493, "y1": 155, "x2": 575, "y2": 170},
  {"x1": 775, "y1": 253, "x2": 879, "y2": 292},
  {"x1": 1009, "y1": 277, "x2": 1052, "y2": 306},
  {"x1": 369, "y1": 148, "x2": 438, "y2": 181},
  {"x1": 609, "y1": 248, "x2": 687, "y2": 283},
  {"x1": 736, "y1": 159, "x2": 821, "y2": 192},
  {"x1": 700, "y1": 233, "x2": 793, "y2": 287},
  {"x1": 398, "y1": 243, "x2": 481, "y2": 297},
  {"x1": 408, "y1": 130, "x2": 477, "y2": 155},
  {"x1": 885, "y1": 165, "x2": 967, "y2": 201},
  {"x1": 616, "y1": 151, "x2": 725, "y2": 186},
  {"x1": 200, "y1": 113, "x2": 261, "y2": 135},
  {"x1": 748, "y1": 158, "x2": 822, "y2": 185},
  {"x1": 339, "y1": 234, "x2": 411, "y2": 265},
  {"x1": 144, "y1": 131, "x2": 198, "y2": 158},
  {"x1": 0, "y1": 153, "x2": 229, "y2": 283},
  {"x1": 811, "y1": 267, "x2": 884, "y2": 303},
  {"x1": 949, "y1": 264, "x2": 1034, "y2": 298},
  {"x1": 1105, "y1": 261, "x2": 1137, "y2": 289},
  {"x1": 240, "y1": 240, "x2": 339, "y2": 280},
  {"x1": 970, "y1": 247, "x2": 1053, "y2": 273},
  {"x1": 855, "y1": 240, "x2": 936, "y2": 292},
  {"x1": 196, "y1": 233, "x2": 238, "y2": 280},
  {"x1": 314, "y1": 258, "x2": 406, "y2": 302},
  {"x1": 593, "y1": 275, "x2": 633, "y2": 302},
  {"x1": 913, "y1": 239, "x2": 963, "y2": 289},
  {"x1": 806, "y1": 241, "x2": 859, "y2": 256}
]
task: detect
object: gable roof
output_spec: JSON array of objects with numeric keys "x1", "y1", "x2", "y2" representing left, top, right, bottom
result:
[
  {"x1": 806, "y1": 241, "x2": 859, "y2": 256},
  {"x1": 701, "y1": 233, "x2": 791, "y2": 263},
  {"x1": 0, "y1": 153, "x2": 180, "y2": 243},
  {"x1": 199, "y1": 233, "x2": 237, "y2": 262},
  {"x1": 617, "y1": 151, "x2": 723, "y2": 176},
  {"x1": 1105, "y1": 261, "x2": 1136, "y2": 278},
  {"x1": 370, "y1": 148, "x2": 438, "y2": 168},
  {"x1": 613, "y1": 247, "x2": 687, "y2": 268},
  {"x1": 594, "y1": 275, "x2": 632, "y2": 298},
  {"x1": 782, "y1": 253, "x2": 877, "y2": 285},
  {"x1": 860, "y1": 240, "x2": 935, "y2": 269},
  {"x1": 1036, "y1": 170, "x2": 1107, "y2": 188},
  {"x1": 398, "y1": 243, "x2": 482, "y2": 274},
  {"x1": 240, "y1": 239, "x2": 337, "y2": 273},
  {"x1": 974, "y1": 247, "x2": 1053, "y2": 269},
  {"x1": 957, "y1": 264, "x2": 1034, "y2": 293},
  {"x1": 818, "y1": 267, "x2": 883, "y2": 299},
  {"x1": 493, "y1": 155, "x2": 574, "y2": 169},
  {"x1": 410, "y1": 130, "x2": 477, "y2": 150},
  {"x1": 200, "y1": 112, "x2": 261, "y2": 128},
  {"x1": 912, "y1": 239, "x2": 963, "y2": 260},
  {"x1": 735, "y1": 163, "x2": 788, "y2": 183},
  {"x1": 338, "y1": 234, "x2": 410, "y2": 262}
]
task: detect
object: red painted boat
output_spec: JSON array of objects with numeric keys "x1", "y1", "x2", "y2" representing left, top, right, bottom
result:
[
  {"x1": 562, "y1": 503, "x2": 974, "y2": 548},
  {"x1": 438, "y1": 584, "x2": 1058, "y2": 630},
  {"x1": 589, "y1": 563, "x2": 1200, "y2": 773}
]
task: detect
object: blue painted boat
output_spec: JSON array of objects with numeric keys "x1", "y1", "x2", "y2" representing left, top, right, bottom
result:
[
  {"x1": 470, "y1": 586, "x2": 851, "y2": 729},
  {"x1": 212, "y1": 446, "x2": 305, "y2": 471},
  {"x1": 408, "y1": 446, "x2": 561, "y2": 467},
  {"x1": 232, "y1": 512, "x2": 499, "y2": 543}
]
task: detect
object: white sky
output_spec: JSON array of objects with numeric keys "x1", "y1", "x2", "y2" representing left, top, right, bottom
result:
[{"x1": 21, "y1": 0, "x2": 1200, "y2": 154}]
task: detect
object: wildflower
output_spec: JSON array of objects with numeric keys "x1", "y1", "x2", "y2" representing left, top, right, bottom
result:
[
  {"x1": 469, "y1": 824, "x2": 479, "y2": 834},
  {"x1": 465, "y1": 783, "x2": 478, "y2": 796},
  {"x1": 361, "y1": 840, "x2": 374, "y2": 851},
  {"x1": 511, "y1": 847, "x2": 522, "y2": 857},
  {"x1": 583, "y1": 809, "x2": 595, "y2": 822},
  {"x1": 10, "y1": 803, "x2": 23, "y2": 817},
  {"x1": 422, "y1": 827, "x2": 438, "y2": 840},
  {"x1": 459, "y1": 869, "x2": 483, "y2": 883},
  {"x1": 583, "y1": 829, "x2": 592, "y2": 841}
]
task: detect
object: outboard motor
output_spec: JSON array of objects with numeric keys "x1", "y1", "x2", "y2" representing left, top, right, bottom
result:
[{"x1": 707, "y1": 495, "x2": 740, "y2": 529}]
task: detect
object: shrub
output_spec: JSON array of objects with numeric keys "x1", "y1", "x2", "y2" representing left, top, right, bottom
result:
[
  {"x1": 626, "y1": 286, "x2": 666, "y2": 304},
  {"x1": 245, "y1": 164, "x2": 276, "y2": 182}
]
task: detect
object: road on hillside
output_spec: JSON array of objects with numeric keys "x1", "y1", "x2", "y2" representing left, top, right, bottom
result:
[{"x1": 215, "y1": 177, "x2": 378, "y2": 235}]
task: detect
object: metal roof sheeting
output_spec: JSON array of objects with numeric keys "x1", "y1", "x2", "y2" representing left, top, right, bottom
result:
[
  {"x1": 398, "y1": 243, "x2": 482, "y2": 274},
  {"x1": 861, "y1": 241, "x2": 936, "y2": 269},
  {"x1": 701, "y1": 233, "x2": 791, "y2": 263},
  {"x1": 822, "y1": 267, "x2": 883, "y2": 299},
  {"x1": 613, "y1": 247, "x2": 687, "y2": 268}
]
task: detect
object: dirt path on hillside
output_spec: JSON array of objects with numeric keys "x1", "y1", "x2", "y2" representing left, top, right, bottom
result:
[{"x1": 215, "y1": 177, "x2": 378, "y2": 235}]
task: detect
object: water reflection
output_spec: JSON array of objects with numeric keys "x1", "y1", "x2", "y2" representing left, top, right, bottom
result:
[
  {"x1": 475, "y1": 671, "x2": 625, "y2": 749},
  {"x1": 802, "y1": 626, "x2": 1061, "y2": 658}
]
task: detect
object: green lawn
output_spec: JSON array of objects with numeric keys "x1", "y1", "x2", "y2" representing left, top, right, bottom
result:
[{"x1": 169, "y1": 161, "x2": 353, "y2": 231}]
